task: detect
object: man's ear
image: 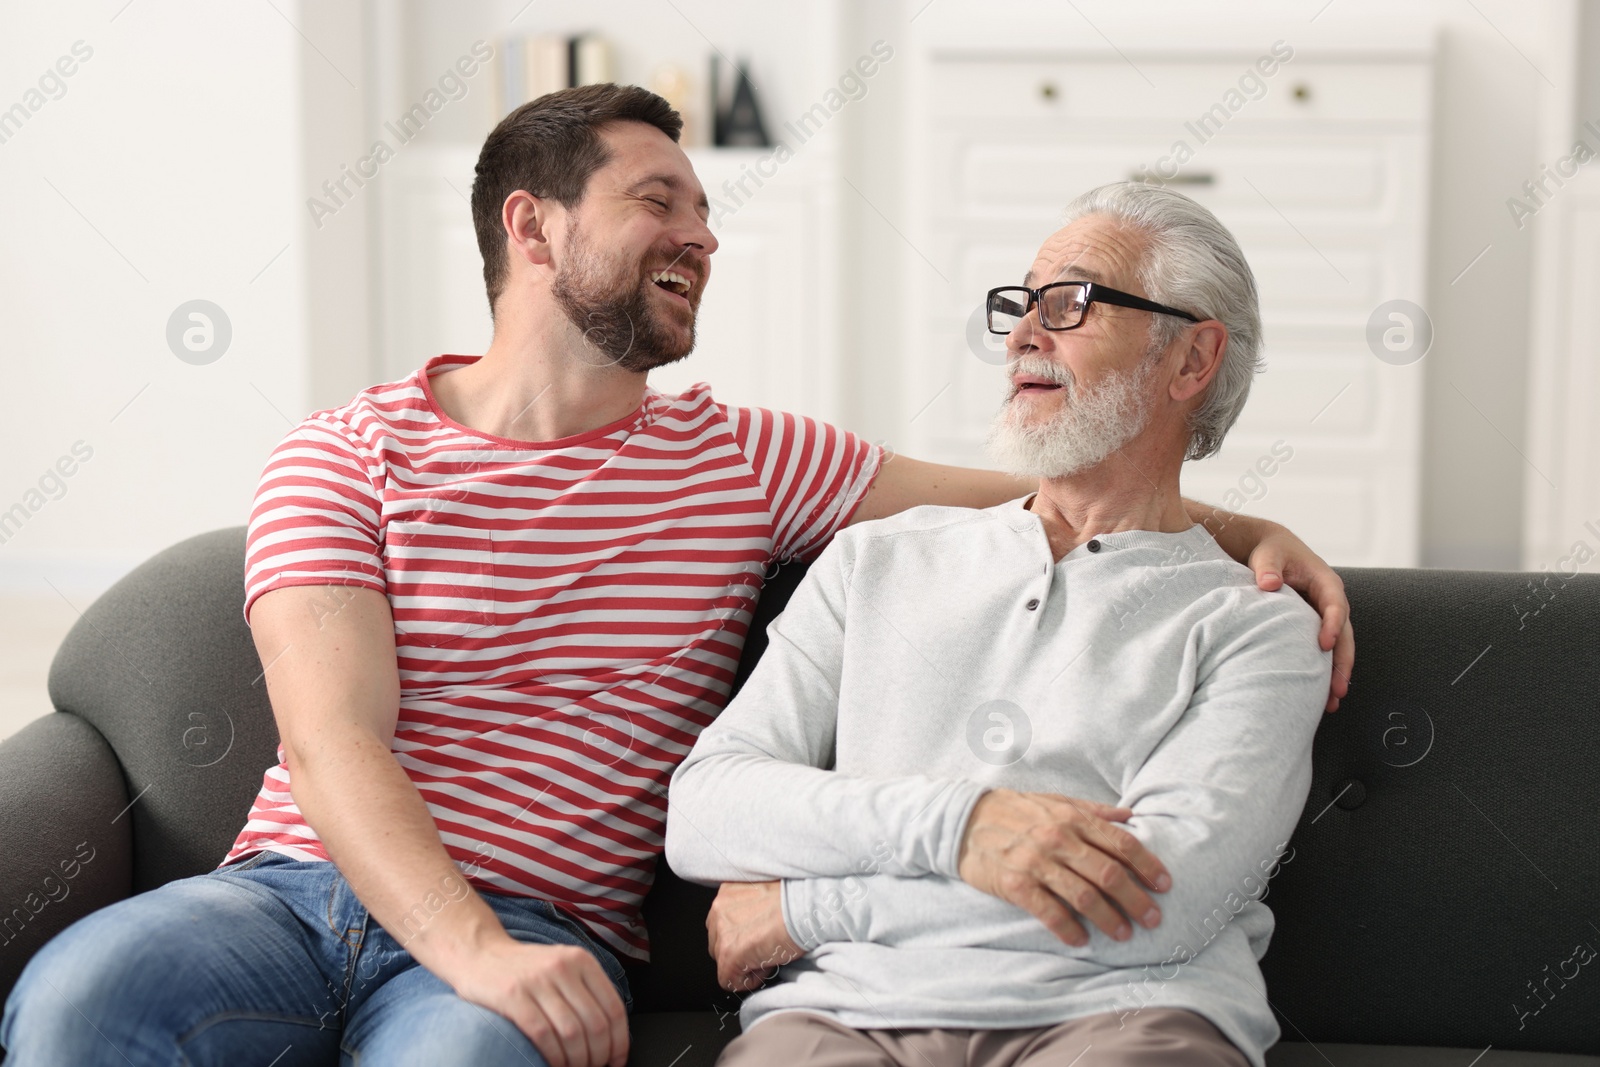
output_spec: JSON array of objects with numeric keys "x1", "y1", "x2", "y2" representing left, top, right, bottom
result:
[
  {"x1": 502, "y1": 189, "x2": 558, "y2": 271},
  {"x1": 1169, "y1": 320, "x2": 1229, "y2": 403}
]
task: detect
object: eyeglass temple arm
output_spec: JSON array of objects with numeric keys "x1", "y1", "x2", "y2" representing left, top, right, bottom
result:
[{"x1": 1088, "y1": 284, "x2": 1201, "y2": 322}]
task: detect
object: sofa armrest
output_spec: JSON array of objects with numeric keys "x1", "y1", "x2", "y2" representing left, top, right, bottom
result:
[{"x1": 0, "y1": 712, "x2": 134, "y2": 1004}]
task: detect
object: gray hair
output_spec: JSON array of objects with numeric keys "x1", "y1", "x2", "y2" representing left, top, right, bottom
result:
[{"x1": 1060, "y1": 182, "x2": 1262, "y2": 461}]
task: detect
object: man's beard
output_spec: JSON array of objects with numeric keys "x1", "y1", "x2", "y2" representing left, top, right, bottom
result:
[
  {"x1": 550, "y1": 223, "x2": 697, "y2": 373},
  {"x1": 984, "y1": 350, "x2": 1160, "y2": 479}
]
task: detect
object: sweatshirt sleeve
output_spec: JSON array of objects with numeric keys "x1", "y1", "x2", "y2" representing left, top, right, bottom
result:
[
  {"x1": 664, "y1": 532, "x2": 985, "y2": 886},
  {"x1": 775, "y1": 588, "x2": 1330, "y2": 965},
  {"x1": 1108, "y1": 590, "x2": 1330, "y2": 953}
]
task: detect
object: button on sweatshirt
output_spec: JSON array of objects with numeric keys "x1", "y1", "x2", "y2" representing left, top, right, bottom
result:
[{"x1": 665, "y1": 496, "x2": 1331, "y2": 1067}]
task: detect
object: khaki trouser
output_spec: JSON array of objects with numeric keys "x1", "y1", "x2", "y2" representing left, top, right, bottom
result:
[{"x1": 716, "y1": 1007, "x2": 1252, "y2": 1067}]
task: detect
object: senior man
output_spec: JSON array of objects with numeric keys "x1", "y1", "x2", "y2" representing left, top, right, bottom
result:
[{"x1": 666, "y1": 182, "x2": 1332, "y2": 1067}]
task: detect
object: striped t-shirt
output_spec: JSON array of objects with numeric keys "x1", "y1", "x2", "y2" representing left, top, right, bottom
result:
[{"x1": 222, "y1": 353, "x2": 883, "y2": 960}]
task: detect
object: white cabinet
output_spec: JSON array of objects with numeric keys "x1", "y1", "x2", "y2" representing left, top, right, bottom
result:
[{"x1": 904, "y1": 48, "x2": 1435, "y2": 566}]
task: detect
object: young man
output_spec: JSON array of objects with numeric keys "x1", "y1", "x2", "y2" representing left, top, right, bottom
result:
[
  {"x1": 667, "y1": 183, "x2": 1329, "y2": 1067},
  {"x1": 1, "y1": 86, "x2": 1350, "y2": 1067}
]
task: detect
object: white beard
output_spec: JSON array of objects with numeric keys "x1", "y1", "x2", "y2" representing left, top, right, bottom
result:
[{"x1": 985, "y1": 353, "x2": 1159, "y2": 479}]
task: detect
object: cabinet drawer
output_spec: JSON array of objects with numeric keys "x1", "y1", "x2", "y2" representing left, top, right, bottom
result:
[
  {"x1": 928, "y1": 57, "x2": 1430, "y2": 124},
  {"x1": 938, "y1": 132, "x2": 1402, "y2": 221}
]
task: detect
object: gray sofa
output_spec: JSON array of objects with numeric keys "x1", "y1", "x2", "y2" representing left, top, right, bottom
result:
[{"x1": 1, "y1": 527, "x2": 1596, "y2": 1066}]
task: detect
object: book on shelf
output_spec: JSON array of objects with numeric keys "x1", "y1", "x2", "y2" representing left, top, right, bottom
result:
[{"x1": 489, "y1": 32, "x2": 614, "y2": 123}]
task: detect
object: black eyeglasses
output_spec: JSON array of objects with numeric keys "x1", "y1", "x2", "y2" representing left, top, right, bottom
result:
[{"x1": 986, "y1": 281, "x2": 1201, "y2": 334}]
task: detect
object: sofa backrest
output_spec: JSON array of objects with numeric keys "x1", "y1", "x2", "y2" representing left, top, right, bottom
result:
[
  {"x1": 44, "y1": 529, "x2": 1600, "y2": 1053},
  {"x1": 1257, "y1": 566, "x2": 1598, "y2": 1056}
]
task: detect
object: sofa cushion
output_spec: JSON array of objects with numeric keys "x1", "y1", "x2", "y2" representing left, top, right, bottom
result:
[{"x1": 627, "y1": 1012, "x2": 738, "y2": 1067}]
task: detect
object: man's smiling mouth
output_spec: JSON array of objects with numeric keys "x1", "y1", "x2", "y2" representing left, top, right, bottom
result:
[{"x1": 649, "y1": 270, "x2": 692, "y2": 296}]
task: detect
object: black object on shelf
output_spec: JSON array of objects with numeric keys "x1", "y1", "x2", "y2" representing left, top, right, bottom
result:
[{"x1": 711, "y1": 56, "x2": 771, "y2": 148}]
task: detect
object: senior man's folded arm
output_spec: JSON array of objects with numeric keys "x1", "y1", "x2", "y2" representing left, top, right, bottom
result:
[
  {"x1": 664, "y1": 534, "x2": 987, "y2": 886},
  {"x1": 780, "y1": 589, "x2": 1332, "y2": 962}
]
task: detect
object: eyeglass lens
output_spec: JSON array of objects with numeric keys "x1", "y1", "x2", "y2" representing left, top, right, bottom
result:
[{"x1": 987, "y1": 284, "x2": 1088, "y2": 333}]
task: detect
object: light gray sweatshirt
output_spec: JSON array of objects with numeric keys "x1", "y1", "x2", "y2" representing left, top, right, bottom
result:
[{"x1": 665, "y1": 496, "x2": 1331, "y2": 1067}]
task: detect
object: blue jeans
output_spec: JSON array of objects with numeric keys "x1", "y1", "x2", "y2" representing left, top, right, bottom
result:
[{"x1": 0, "y1": 851, "x2": 632, "y2": 1066}]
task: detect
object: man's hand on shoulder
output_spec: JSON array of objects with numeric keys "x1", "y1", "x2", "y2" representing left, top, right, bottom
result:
[
  {"x1": 706, "y1": 881, "x2": 803, "y2": 992},
  {"x1": 956, "y1": 789, "x2": 1171, "y2": 947},
  {"x1": 1241, "y1": 522, "x2": 1353, "y2": 713},
  {"x1": 448, "y1": 934, "x2": 629, "y2": 1067},
  {"x1": 1186, "y1": 501, "x2": 1354, "y2": 712}
]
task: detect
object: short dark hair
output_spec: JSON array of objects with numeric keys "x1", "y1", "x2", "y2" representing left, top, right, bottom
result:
[{"x1": 470, "y1": 83, "x2": 683, "y2": 315}]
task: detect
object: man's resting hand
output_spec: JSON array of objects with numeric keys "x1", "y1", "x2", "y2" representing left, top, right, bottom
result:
[
  {"x1": 448, "y1": 935, "x2": 629, "y2": 1067},
  {"x1": 706, "y1": 881, "x2": 803, "y2": 992},
  {"x1": 957, "y1": 789, "x2": 1171, "y2": 947}
]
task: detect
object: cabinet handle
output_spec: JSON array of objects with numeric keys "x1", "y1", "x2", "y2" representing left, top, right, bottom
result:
[
  {"x1": 1038, "y1": 81, "x2": 1059, "y2": 101},
  {"x1": 1292, "y1": 82, "x2": 1312, "y2": 103},
  {"x1": 1128, "y1": 170, "x2": 1216, "y2": 186}
]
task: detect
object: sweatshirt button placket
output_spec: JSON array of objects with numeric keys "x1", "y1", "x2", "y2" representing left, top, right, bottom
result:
[{"x1": 1028, "y1": 531, "x2": 1052, "y2": 621}]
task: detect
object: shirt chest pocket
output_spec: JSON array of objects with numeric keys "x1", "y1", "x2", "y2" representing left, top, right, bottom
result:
[{"x1": 383, "y1": 519, "x2": 498, "y2": 647}]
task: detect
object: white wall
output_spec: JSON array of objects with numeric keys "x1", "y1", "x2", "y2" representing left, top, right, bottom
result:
[
  {"x1": 300, "y1": 1, "x2": 376, "y2": 415},
  {"x1": 0, "y1": 0, "x2": 310, "y2": 596}
]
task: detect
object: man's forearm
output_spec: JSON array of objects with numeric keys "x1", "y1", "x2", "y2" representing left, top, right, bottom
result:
[
  {"x1": 666, "y1": 750, "x2": 983, "y2": 885},
  {"x1": 849, "y1": 460, "x2": 1035, "y2": 524},
  {"x1": 783, "y1": 872, "x2": 1064, "y2": 953},
  {"x1": 288, "y1": 724, "x2": 505, "y2": 987}
]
